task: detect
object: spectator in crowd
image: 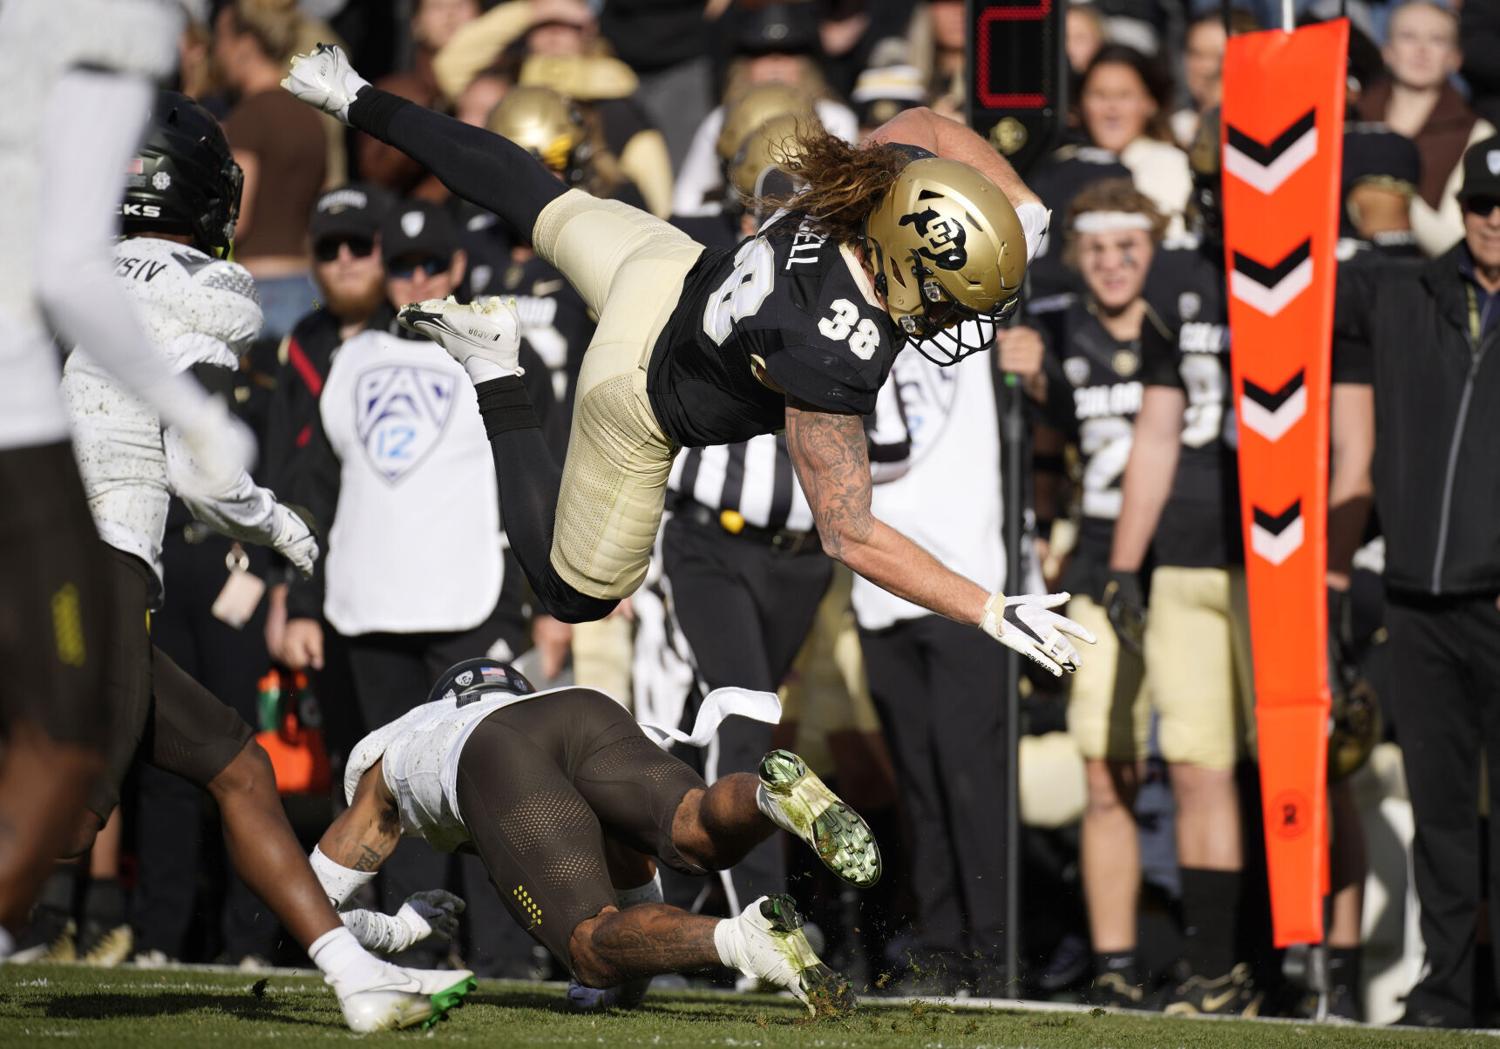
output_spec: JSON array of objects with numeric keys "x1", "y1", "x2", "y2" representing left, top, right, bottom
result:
[
  {"x1": 1171, "y1": 9, "x2": 1260, "y2": 149},
  {"x1": 262, "y1": 185, "x2": 395, "y2": 697},
  {"x1": 1078, "y1": 45, "x2": 1192, "y2": 236},
  {"x1": 356, "y1": 0, "x2": 481, "y2": 202},
  {"x1": 1014, "y1": 180, "x2": 1167, "y2": 1006},
  {"x1": 849, "y1": 59, "x2": 928, "y2": 141},
  {"x1": 1330, "y1": 135, "x2": 1500, "y2": 1030},
  {"x1": 1339, "y1": 121, "x2": 1423, "y2": 259},
  {"x1": 906, "y1": 0, "x2": 968, "y2": 118},
  {"x1": 215, "y1": 0, "x2": 327, "y2": 339},
  {"x1": 673, "y1": 2, "x2": 857, "y2": 216},
  {"x1": 1066, "y1": 3, "x2": 1108, "y2": 78},
  {"x1": 1106, "y1": 114, "x2": 1260, "y2": 1016},
  {"x1": 815, "y1": 0, "x2": 915, "y2": 102},
  {"x1": 452, "y1": 60, "x2": 518, "y2": 128},
  {"x1": 433, "y1": 0, "x2": 675, "y2": 217},
  {"x1": 1356, "y1": 0, "x2": 1496, "y2": 256},
  {"x1": 282, "y1": 199, "x2": 552, "y2": 976},
  {"x1": 850, "y1": 326, "x2": 1017, "y2": 997},
  {"x1": 598, "y1": 0, "x2": 713, "y2": 169},
  {"x1": 1460, "y1": 0, "x2": 1500, "y2": 127}
]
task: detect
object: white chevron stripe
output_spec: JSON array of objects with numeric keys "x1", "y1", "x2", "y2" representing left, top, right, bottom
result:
[
  {"x1": 1240, "y1": 384, "x2": 1307, "y2": 442},
  {"x1": 1251, "y1": 515, "x2": 1305, "y2": 566},
  {"x1": 1224, "y1": 126, "x2": 1318, "y2": 194},
  {"x1": 1231, "y1": 257, "x2": 1314, "y2": 317}
]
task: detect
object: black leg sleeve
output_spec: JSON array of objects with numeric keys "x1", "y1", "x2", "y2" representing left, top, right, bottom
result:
[
  {"x1": 476, "y1": 376, "x2": 616, "y2": 624},
  {"x1": 349, "y1": 88, "x2": 567, "y2": 243}
]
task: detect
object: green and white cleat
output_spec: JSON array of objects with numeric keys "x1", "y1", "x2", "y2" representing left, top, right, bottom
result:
[
  {"x1": 334, "y1": 966, "x2": 476, "y2": 1033},
  {"x1": 722, "y1": 894, "x2": 855, "y2": 1017},
  {"x1": 757, "y1": 749, "x2": 881, "y2": 888}
]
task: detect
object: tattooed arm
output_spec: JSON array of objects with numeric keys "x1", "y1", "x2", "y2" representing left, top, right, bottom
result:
[
  {"x1": 317, "y1": 759, "x2": 403, "y2": 876},
  {"x1": 785, "y1": 399, "x2": 990, "y2": 626}
]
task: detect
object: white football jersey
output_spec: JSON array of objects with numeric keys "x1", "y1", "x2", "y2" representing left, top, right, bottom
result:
[
  {"x1": 0, "y1": 0, "x2": 182, "y2": 448},
  {"x1": 62, "y1": 236, "x2": 267, "y2": 587}
]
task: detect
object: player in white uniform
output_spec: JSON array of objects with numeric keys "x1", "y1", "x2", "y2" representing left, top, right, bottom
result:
[
  {"x1": 0, "y1": 0, "x2": 252, "y2": 956},
  {"x1": 312, "y1": 659, "x2": 882, "y2": 1015},
  {"x1": 47, "y1": 90, "x2": 474, "y2": 1034}
]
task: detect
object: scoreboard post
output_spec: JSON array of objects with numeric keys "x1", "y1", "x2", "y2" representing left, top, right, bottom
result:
[{"x1": 965, "y1": 0, "x2": 1068, "y2": 175}]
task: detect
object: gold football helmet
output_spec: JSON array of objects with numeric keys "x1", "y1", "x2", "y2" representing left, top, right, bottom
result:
[
  {"x1": 726, "y1": 111, "x2": 821, "y2": 202},
  {"x1": 863, "y1": 157, "x2": 1026, "y2": 364},
  {"x1": 715, "y1": 83, "x2": 817, "y2": 165},
  {"x1": 487, "y1": 85, "x2": 587, "y2": 179}
]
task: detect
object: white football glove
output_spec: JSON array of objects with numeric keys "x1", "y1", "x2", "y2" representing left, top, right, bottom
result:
[
  {"x1": 281, "y1": 43, "x2": 369, "y2": 124},
  {"x1": 271, "y1": 504, "x2": 318, "y2": 578},
  {"x1": 980, "y1": 591, "x2": 1096, "y2": 677},
  {"x1": 340, "y1": 890, "x2": 466, "y2": 954},
  {"x1": 169, "y1": 395, "x2": 258, "y2": 500},
  {"x1": 1015, "y1": 201, "x2": 1052, "y2": 265}
]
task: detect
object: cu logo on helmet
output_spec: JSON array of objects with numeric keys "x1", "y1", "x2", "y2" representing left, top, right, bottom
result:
[{"x1": 899, "y1": 208, "x2": 968, "y2": 271}]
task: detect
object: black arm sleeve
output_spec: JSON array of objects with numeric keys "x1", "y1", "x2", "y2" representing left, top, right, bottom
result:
[
  {"x1": 284, "y1": 407, "x2": 341, "y2": 621},
  {"x1": 349, "y1": 87, "x2": 568, "y2": 243}
]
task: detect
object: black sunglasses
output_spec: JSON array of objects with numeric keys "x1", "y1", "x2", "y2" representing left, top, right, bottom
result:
[
  {"x1": 1464, "y1": 196, "x2": 1500, "y2": 219},
  {"x1": 387, "y1": 255, "x2": 450, "y2": 279},
  {"x1": 313, "y1": 235, "x2": 375, "y2": 262}
]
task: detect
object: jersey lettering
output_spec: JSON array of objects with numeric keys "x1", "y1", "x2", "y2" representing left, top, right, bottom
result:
[
  {"x1": 703, "y1": 237, "x2": 776, "y2": 346},
  {"x1": 1079, "y1": 414, "x2": 1133, "y2": 520},
  {"x1": 113, "y1": 256, "x2": 167, "y2": 283}
]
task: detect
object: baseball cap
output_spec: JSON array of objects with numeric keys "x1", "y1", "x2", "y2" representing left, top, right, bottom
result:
[
  {"x1": 308, "y1": 183, "x2": 393, "y2": 245},
  {"x1": 1458, "y1": 134, "x2": 1500, "y2": 205},
  {"x1": 380, "y1": 199, "x2": 461, "y2": 266},
  {"x1": 733, "y1": 1, "x2": 820, "y2": 56}
]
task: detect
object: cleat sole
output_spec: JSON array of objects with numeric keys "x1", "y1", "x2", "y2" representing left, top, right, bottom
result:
[
  {"x1": 420, "y1": 975, "x2": 477, "y2": 1030},
  {"x1": 760, "y1": 751, "x2": 882, "y2": 888}
]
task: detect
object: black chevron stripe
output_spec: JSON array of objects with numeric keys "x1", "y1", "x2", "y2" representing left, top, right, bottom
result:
[
  {"x1": 1242, "y1": 371, "x2": 1306, "y2": 411},
  {"x1": 1253, "y1": 500, "x2": 1303, "y2": 535},
  {"x1": 1226, "y1": 110, "x2": 1317, "y2": 166},
  {"x1": 1232, "y1": 240, "x2": 1312, "y2": 288}
]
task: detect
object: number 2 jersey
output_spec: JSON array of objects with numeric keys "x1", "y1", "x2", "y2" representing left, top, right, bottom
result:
[
  {"x1": 646, "y1": 211, "x2": 904, "y2": 448},
  {"x1": 1140, "y1": 244, "x2": 1241, "y2": 568},
  {"x1": 1036, "y1": 298, "x2": 1150, "y2": 599}
]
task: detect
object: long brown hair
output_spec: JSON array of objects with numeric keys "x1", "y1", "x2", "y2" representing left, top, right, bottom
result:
[{"x1": 757, "y1": 129, "x2": 914, "y2": 244}]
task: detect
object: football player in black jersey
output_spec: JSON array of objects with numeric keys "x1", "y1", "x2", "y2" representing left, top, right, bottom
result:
[
  {"x1": 285, "y1": 44, "x2": 1095, "y2": 679},
  {"x1": 1015, "y1": 180, "x2": 1166, "y2": 1006},
  {"x1": 1103, "y1": 111, "x2": 1263, "y2": 1016}
]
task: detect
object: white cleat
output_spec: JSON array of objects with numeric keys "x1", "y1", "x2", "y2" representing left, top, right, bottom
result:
[
  {"x1": 281, "y1": 43, "x2": 370, "y2": 124},
  {"x1": 333, "y1": 964, "x2": 476, "y2": 1033},
  {"x1": 757, "y1": 750, "x2": 881, "y2": 888},
  {"x1": 398, "y1": 296, "x2": 523, "y2": 383},
  {"x1": 719, "y1": 895, "x2": 854, "y2": 1016}
]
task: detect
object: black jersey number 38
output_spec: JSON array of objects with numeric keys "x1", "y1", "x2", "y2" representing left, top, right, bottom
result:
[{"x1": 702, "y1": 236, "x2": 882, "y2": 360}]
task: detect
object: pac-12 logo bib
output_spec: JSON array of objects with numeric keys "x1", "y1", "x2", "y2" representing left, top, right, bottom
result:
[{"x1": 354, "y1": 365, "x2": 457, "y2": 483}]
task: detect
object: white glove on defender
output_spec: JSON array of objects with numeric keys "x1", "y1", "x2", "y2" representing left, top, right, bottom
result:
[
  {"x1": 271, "y1": 504, "x2": 319, "y2": 578},
  {"x1": 340, "y1": 890, "x2": 466, "y2": 955},
  {"x1": 1015, "y1": 201, "x2": 1052, "y2": 265},
  {"x1": 980, "y1": 591, "x2": 1096, "y2": 677},
  {"x1": 281, "y1": 43, "x2": 369, "y2": 124}
]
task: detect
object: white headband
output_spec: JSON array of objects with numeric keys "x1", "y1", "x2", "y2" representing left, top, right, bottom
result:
[{"x1": 1071, "y1": 211, "x2": 1154, "y2": 235}]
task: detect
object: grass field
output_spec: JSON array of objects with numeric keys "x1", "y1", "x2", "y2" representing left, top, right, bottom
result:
[{"x1": 0, "y1": 964, "x2": 1488, "y2": 1048}]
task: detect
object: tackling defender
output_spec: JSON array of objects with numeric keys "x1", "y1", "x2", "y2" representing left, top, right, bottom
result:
[
  {"x1": 282, "y1": 44, "x2": 1095, "y2": 679},
  {"x1": 311, "y1": 658, "x2": 881, "y2": 1014},
  {"x1": 0, "y1": 0, "x2": 254, "y2": 952},
  {"x1": 52, "y1": 90, "x2": 474, "y2": 1034}
]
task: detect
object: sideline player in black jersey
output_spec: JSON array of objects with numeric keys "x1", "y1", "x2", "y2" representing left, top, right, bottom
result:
[
  {"x1": 1015, "y1": 181, "x2": 1166, "y2": 1006},
  {"x1": 1106, "y1": 112, "x2": 1259, "y2": 1016},
  {"x1": 283, "y1": 44, "x2": 1095, "y2": 679}
]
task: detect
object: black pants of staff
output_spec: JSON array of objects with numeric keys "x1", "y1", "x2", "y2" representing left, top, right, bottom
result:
[
  {"x1": 1387, "y1": 590, "x2": 1500, "y2": 1028},
  {"x1": 343, "y1": 558, "x2": 534, "y2": 975},
  {"x1": 660, "y1": 513, "x2": 832, "y2": 909},
  {"x1": 131, "y1": 530, "x2": 271, "y2": 962},
  {"x1": 859, "y1": 613, "x2": 1009, "y2": 983}
]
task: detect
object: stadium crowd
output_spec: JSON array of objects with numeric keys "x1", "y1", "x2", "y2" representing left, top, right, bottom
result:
[{"x1": 15, "y1": 0, "x2": 1500, "y2": 1032}]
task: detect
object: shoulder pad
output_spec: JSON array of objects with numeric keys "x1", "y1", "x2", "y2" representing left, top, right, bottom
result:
[{"x1": 115, "y1": 238, "x2": 263, "y2": 351}]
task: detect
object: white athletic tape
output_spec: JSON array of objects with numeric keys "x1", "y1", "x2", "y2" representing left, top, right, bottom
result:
[
  {"x1": 1071, "y1": 211, "x2": 1154, "y2": 235},
  {"x1": 638, "y1": 687, "x2": 782, "y2": 749}
]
